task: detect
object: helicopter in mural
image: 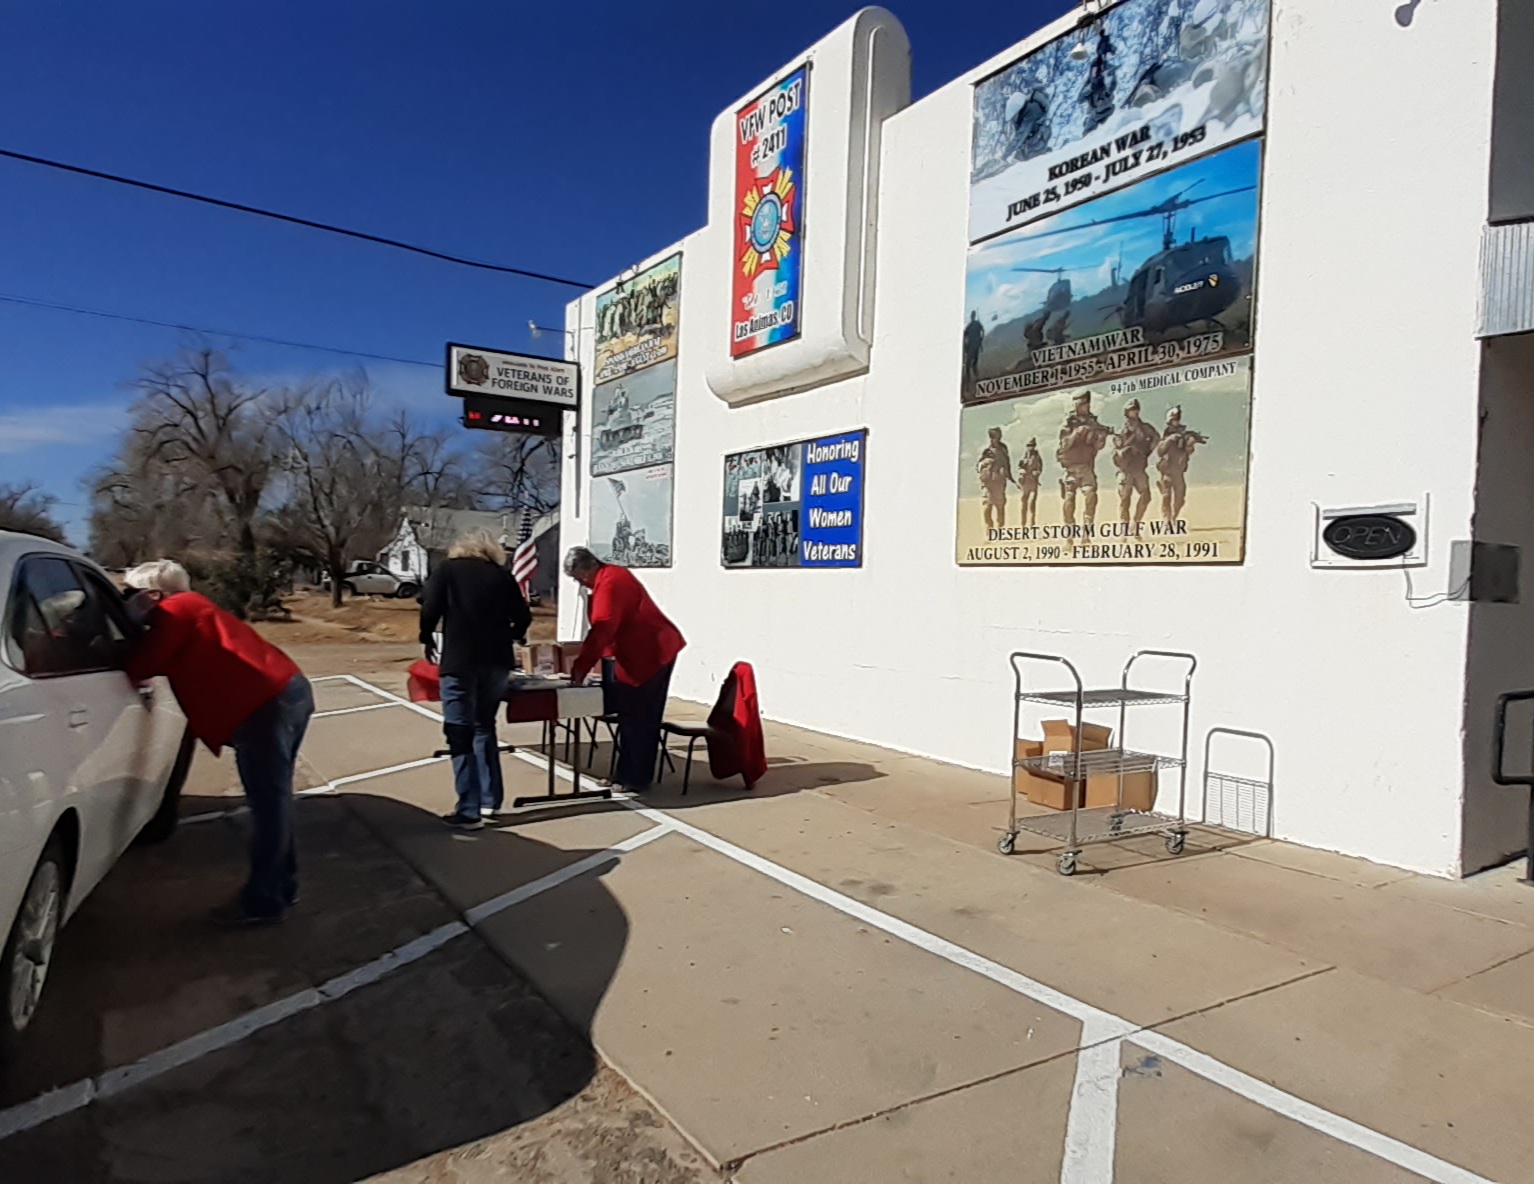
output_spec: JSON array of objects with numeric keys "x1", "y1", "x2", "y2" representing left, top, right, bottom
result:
[
  {"x1": 1025, "y1": 178, "x2": 1256, "y2": 340},
  {"x1": 1010, "y1": 266, "x2": 1089, "y2": 349}
]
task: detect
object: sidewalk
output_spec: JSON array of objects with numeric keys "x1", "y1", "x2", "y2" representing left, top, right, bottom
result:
[{"x1": 319, "y1": 670, "x2": 1534, "y2": 1183}]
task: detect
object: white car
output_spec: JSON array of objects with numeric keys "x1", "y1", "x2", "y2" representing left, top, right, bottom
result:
[
  {"x1": 323, "y1": 561, "x2": 418, "y2": 599},
  {"x1": 0, "y1": 532, "x2": 191, "y2": 1057}
]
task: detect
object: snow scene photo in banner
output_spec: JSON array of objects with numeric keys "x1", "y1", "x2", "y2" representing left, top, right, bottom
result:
[
  {"x1": 969, "y1": 0, "x2": 1269, "y2": 244},
  {"x1": 961, "y1": 138, "x2": 1261, "y2": 406},
  {"x1": 594, "y1": 254, "x2": 682, "y2": 385},
  {"x1": 591, "y1": 465, "x2": 673, "y2": 569},
  {"x1": 591, "y1": 359, "x2": 676, "y2": 477}
]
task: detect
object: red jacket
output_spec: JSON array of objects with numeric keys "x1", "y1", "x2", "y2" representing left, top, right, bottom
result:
[
  {"x1": 571, "y1": 564, "x2": 685, "y2": 687},
  {"x1": 127, "y1": 591, "x2": 301, "y2": 753}
]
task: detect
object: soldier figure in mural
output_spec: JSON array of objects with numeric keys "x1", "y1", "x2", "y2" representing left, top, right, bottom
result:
[
  {"x1": 1155, "y1": 405, "x2": 1209, "y2": 524},
  {"x1": 1113, "y1": 398, "x2": 1161, "y2": 526},
  {"x1": 962, "y1": 311, "x2": 985, "y2": 396},
  {"x1": 1017, "y1": 437, "x2": 1043, "y2": 528},
  {"x1": 1003, "y1": 86, "x2": 1051, "y2": 163},
  {"x1": 1081, "y1": 27, "x2": 1118, "y2": 134},
  {"x1": 977, "y1": 426, "x2": 1015, "y2": 530},
  {"x1": 1057, "y1": 391, "x2": 1111, "y2": 529},
  {"x1": 1046, "y1": 309, "x2": 1071, "y2": 347}
]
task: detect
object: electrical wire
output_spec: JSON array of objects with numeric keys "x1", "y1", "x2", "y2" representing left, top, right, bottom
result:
[
  {"x1": 0, "y1": 147, "x2": 596, "y2": 289},
  {"x1": 0, "y1": 291, "x2": 439, "y2": 368},
  {"x1": 1404, "y1": 566, "x2": 1470, "y2": 609}
]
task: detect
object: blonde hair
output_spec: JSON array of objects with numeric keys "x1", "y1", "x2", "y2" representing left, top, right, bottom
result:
[
  {"x1": 448, "y1": 528, "x2": 507, "y2": 566},
  {"x1": 124, "y1": 559, "x2": 192, "y2": 594}
]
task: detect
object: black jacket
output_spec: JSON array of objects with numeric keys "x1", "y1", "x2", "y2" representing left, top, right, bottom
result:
[{"x1": 418, "y1": 557, "x2": 533, "y2": 675}]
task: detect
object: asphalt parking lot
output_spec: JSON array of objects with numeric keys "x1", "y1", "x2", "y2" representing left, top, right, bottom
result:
[{"x1": 2, "y1": 659, "x2": 1529, "y2": 1183}]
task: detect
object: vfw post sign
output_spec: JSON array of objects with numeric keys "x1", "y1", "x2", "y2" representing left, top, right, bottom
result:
[{"x1": 731, "y1": 65, "x2": 809, "y2": 358}]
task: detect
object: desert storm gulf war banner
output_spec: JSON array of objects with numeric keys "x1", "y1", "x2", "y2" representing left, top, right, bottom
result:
[{"x1": 957, "y1": 356, "x2": 1252, "y2": 566}]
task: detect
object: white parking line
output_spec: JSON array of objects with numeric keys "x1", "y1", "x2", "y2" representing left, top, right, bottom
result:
[
  {"x1": 0, "y1": 822, "x2": 671, "y2": 1144},
  {"x1": 313, "y1": 702, "x2": 399, "y2": 719},
  {"x1": 328, "y1": 677, "x2": 1496, "y2": 1184}
]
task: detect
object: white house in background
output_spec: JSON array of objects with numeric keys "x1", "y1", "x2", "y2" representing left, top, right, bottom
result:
[{"x1": 381, "y1": 506, "x2": 561, "y2": 600}]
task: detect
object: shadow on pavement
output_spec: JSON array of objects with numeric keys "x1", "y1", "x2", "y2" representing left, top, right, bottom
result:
[{"x1": 0, "y1": 789, "x2": 638, "y2": 1184}]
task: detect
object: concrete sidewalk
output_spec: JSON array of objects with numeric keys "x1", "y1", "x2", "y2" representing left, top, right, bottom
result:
[{"x1": 293, "y1": 669, "x2": 1534, "y2": 1183}]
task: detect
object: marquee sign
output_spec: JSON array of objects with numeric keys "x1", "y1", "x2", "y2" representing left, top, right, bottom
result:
[{"x1": 445, "y1": 344, "x2": 579, "y2": 408}]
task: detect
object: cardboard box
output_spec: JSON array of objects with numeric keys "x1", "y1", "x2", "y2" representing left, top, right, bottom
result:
[
  {"x1": 1084, "y1": 770, "x2": 1156, "y2": 812},
  {"x1": 1041, "y1": 719, "x2": 1112, "y2": 755},
  {"x1": 1015, "y1": 738, "x2": 1081, "y2": 810},
  {"x1": 524, "y1": 643, "x2": 567, "y2": 676}
]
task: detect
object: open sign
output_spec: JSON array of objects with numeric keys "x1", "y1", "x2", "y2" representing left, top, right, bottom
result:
[{"x1": 1321, "y1": 515, "x2": 1417, "y2": 561}]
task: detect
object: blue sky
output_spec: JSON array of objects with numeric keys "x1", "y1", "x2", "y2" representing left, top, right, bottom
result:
[{"x1": 0, "y1": 0, "x2": 1073, "y2": 542}]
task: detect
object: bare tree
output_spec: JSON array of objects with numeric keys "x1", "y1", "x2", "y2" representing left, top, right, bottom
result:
[
  {"x1": 130, "y1": 347, "x2": 280, "y2": 560},
  {"x1": 0, "y1": 482, "x2": 67, "y2": 543},
  {"x1": 274, "y1": 375, "x2": 389, "y2": 607},
  {"x1": 472, "y1": 434, "x2": 561, "y2": 517}
]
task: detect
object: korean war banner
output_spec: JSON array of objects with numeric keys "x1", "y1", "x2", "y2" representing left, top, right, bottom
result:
[
  {"x1": 957, "y1": 356, "x2": 1251, "y2": 566},
  {"x1": 969, "y1": 0, "x2": 1269, "y2": 244}
]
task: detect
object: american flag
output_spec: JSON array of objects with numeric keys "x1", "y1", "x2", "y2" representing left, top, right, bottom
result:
[{"x1": 511, "y1": 511, "x2": 538, "y2": 595}]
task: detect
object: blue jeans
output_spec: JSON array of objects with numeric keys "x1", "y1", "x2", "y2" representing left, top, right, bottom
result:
[
  {"x1": 441, "y1": 668, "x2": 509, "y2": 816},
  {"x1": 230, "y1": 674, "x2": 314, "y2": 917}
]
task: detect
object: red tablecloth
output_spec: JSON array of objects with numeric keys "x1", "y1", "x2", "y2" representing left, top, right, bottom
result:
[{"x1": 406, "y1": 660, "x2": 599, "y2": 724}]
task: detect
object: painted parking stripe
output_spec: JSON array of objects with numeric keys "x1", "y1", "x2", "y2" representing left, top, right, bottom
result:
[
  {"x1": 313, "y1": 702, "x2": 399, "y2": 719},
  {"x1": 334, "y1": 677, "x2": 1498, "y2": 1184},
  {"x1": 0, "y1": 822, "x2": 671, "y2": 1143}
]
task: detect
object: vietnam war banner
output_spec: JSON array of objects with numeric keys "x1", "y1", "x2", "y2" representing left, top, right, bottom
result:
[
  {"x1": 962, "y1": 139, "x2": 1261, "y2": 406},
  {"x1": 969, "y1": 0, "x2": 1269, "y2": 244},
  {"x1": 956, "y1": 356, "x2": 1251, "y2": 566}
]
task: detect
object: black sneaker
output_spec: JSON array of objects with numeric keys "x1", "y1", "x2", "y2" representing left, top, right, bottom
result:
[{"x1": 440, "y1": 812, "x2": 484, "y2": 831}]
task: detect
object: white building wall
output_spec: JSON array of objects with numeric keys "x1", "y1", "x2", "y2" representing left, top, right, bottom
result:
[{"x1": 563, "y1": 0, "x2": 1503, "y2": 875}]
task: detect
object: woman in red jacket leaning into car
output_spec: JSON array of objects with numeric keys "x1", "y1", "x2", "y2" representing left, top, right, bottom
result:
[{"x1": 123, "y1": 560, "x2": 314, "y2": 926}]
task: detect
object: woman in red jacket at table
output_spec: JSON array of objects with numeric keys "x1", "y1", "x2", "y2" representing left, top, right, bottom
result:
[
  {"x1": 565, "y1": 547, "x2": 685, "y2": 791},
  {"x1": 123, "y1": 560, "x2": 314, "y2": 926}
]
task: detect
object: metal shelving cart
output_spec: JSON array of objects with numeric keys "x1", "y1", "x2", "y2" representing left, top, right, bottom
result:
[{"x1": 999, "y1": 650, "x2": 1196, "y2": 876}]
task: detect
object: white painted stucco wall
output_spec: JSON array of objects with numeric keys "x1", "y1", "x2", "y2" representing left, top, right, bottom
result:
[{"x1": 562, "y1": 0, "x2": 1503, "y2": 876}]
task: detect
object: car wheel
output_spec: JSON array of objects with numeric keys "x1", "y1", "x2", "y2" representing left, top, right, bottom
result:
[
  {"x1": 342, "y1": 581, "x2": 358, "y2": 597},
  {"x1": 396, "y1": 583, "x2": 419, "y2": 600},
  {"x1": 135, "y1": 728, "x2": 195, "y2": 846},
  {"x1": 0, "y1": 836, "x2": 67, "y2": 1061}
]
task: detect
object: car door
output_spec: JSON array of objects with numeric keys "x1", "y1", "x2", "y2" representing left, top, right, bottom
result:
[
  {"x1": 15, "y1": 556, "x2": 153, "y2": 905},
  {"x1": 0, "y1": 571, "x2": 75, "y2": 946}
]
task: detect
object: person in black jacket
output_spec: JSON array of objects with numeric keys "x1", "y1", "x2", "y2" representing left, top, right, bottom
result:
[{"x1": 419, "y1": 528, "x2": 533, "y2": 829}]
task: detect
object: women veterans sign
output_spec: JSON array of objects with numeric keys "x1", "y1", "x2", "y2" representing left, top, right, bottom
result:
[{"x1": 732, "y1": 65, "x2": 809, "y2": 357}]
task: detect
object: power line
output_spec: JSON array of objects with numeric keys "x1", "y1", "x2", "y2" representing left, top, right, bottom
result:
[
  {"x1": 0, "y1": 147, "x2": 596, "y2": 290},
  {"x1": 0, "y1": 291, "x2": 440, "y2": 368}
]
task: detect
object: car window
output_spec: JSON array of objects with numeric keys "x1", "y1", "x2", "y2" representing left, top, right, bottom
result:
[{"x1": 7, "y1": 556, "x2": 123, "y2": 678}]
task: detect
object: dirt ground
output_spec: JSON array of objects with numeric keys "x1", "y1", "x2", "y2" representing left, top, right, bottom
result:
[{"x1": 254, "y1": 591, "x2": 559, "y2": 648}]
